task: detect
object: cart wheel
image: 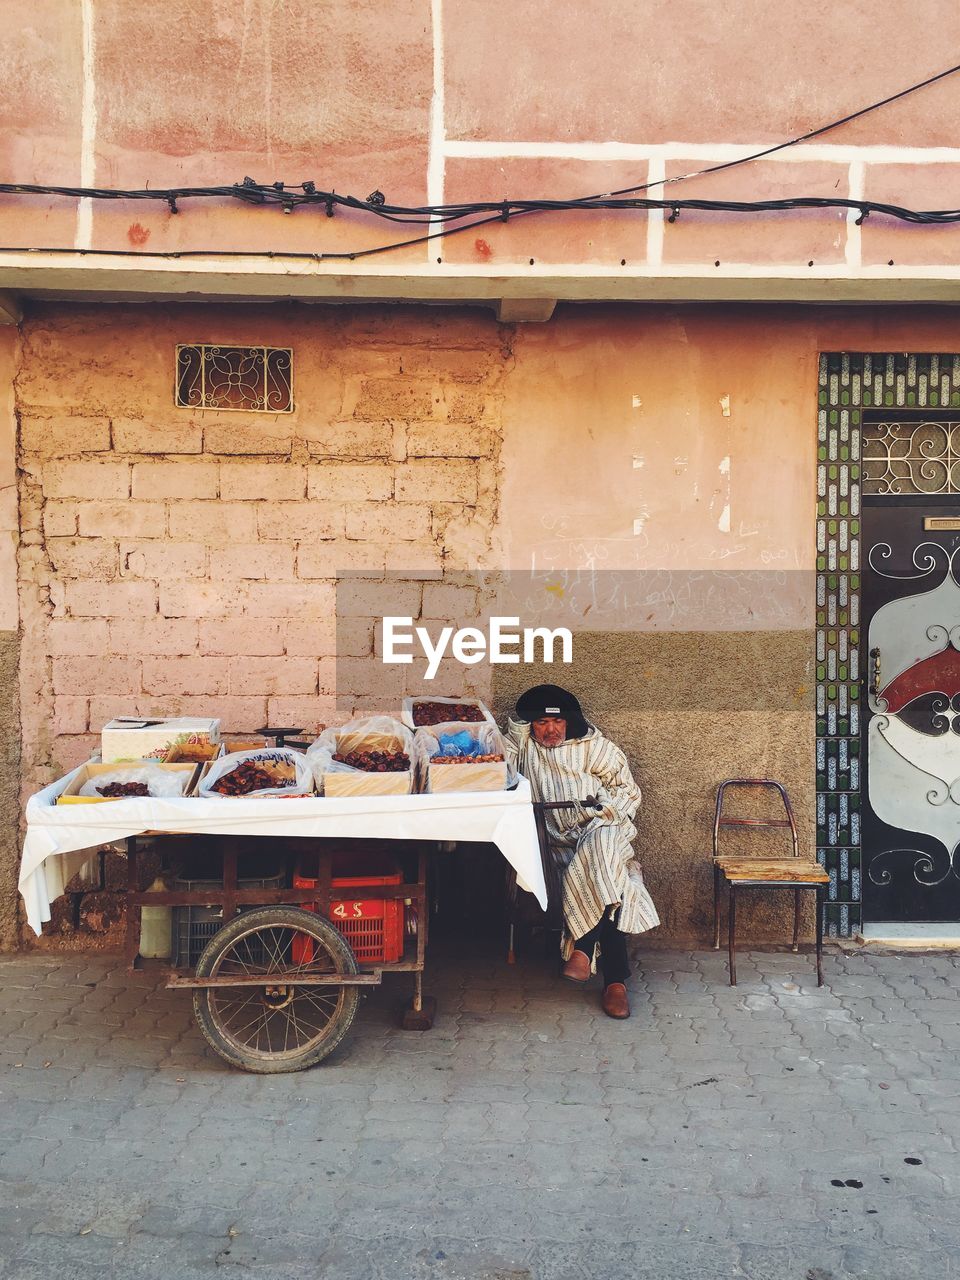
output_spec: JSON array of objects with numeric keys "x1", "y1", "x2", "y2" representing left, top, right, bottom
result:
[{"x1": 192, "y1": 906, "x2": 360, "y2": 1074}]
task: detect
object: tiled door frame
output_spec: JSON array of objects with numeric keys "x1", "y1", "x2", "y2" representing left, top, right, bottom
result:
[{"x1": 816, "y1": 352, "x2": 960, "y2": 937}]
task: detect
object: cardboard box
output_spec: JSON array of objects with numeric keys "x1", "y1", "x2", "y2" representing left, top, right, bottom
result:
[
  {"x1": 322, "y1": 770, "x2": 413, "y2": 797},
  {"x1": 316, "y1": 721, "x2": 414, "y2": 796},
  {"x1": 221, "y1": 735, "x2": 271, "y2": 754},
  {"x1": 165, "y1": 741, "x2": 225, "y2": 765},
  {"x1": 101, "y1": 717, "x2": 220, "y2": 763},
  {"x1": 414, "y1": 723, "x2": 510, "y2": 793},
  {"x1": 57, "y1": 761, "x2": 201, "y2": 804},
  {"x1": 199, "y1": 748, "x2": 315, "y2": 798},
  {"x1": 426, "y1": 759, "x2": 509, "y2": 794}
]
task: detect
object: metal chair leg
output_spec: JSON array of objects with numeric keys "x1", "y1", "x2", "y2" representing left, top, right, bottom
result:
[
  {"x1": 507, "y1": 922, "x2": 516, "y2": 965},
  {"x1": 713, "y1": 863, "x2": 722, "y2": 949},
  {"x1": 815, "y1": 884, "x2": 825, "y2": 987},
  {"x1": 727, "y1": 886, "x2": 737, "y2": 986},
  {"x1": 792, "y1": 887, "x2": 801, "y2": 952}
]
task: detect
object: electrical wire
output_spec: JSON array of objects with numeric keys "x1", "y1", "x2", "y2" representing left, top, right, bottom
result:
[
  {"x1": 599, "y1": 57, "x2": 960, "y2": 199},
  {"x1": 0, "y1": 194, "x2": 957, "y2": 264},
  {"x1": 0, "y1": 59, "x2": 958, "y2": 259}
]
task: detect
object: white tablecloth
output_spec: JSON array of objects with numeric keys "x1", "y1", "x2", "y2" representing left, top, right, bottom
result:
[{"x1": 19, "y1": 771, "x2": 547, "y2": 936}]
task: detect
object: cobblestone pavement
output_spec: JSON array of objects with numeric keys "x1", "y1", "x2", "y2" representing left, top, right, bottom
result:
[{"x1": 1, "y1": 942, "x2": 959, "y2": 1280}]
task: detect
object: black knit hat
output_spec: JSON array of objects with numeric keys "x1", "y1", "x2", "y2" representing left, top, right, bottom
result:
[{"x1": 515, "y1": 683, "x2": 589, "y2": 739}]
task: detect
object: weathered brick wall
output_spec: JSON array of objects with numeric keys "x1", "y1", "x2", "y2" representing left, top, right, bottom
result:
[{"x1": 16, "y1": 303, "x2": 508, "y2": 794}]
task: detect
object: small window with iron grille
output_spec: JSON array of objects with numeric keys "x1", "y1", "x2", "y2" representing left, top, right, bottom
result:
[{"x1": 176, "y1": 344, "x2": 294, "y2": 412}]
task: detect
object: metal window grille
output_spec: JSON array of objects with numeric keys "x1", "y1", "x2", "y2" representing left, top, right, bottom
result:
[
  {"x1": 175, "y1": 344, "x2": 293, "y2": 412},
  {"x1": 862, "y1": 417, "x2": 960, "y2": 495}
]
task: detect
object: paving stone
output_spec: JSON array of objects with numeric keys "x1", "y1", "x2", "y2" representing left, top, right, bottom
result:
[{"x1": 2, "y1": 945, "x2": 959, "y2": 1276}]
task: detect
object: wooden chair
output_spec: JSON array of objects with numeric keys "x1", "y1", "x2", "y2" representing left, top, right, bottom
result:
[
  {"x1": 712, "y1": 778, "x2": 829, "y2": 986},
  {"x1": 505, "y1": 800, "x2": 597, "y2": 962}
]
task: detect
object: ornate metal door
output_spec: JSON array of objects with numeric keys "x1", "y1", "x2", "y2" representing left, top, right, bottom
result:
[{"x1": 862, "y1": 414, "x2": 960, "y2": 921}]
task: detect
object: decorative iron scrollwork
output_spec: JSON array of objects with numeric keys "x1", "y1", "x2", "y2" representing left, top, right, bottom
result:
[
  {"x1": 175, "y1": 345, "x2": 293, "y2": 413},
  {"x1": 867, "y1": 843, "x2": 960, "y2": 887},
  {"x1": 863, "y1": 419, "x2": 960, "y2": 495}
]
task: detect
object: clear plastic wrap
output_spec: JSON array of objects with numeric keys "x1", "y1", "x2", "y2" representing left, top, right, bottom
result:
[
  {"x1": 78, "y1": 765, "x2": 192, "y2": 799},
  {"x1": 413, "y1": 723, "x2": 515, "y2": 794},
  {"x1": 198, "y1": 748, "x2": 314, "y2": 798},
  {"x1": 401, "y1": 696, "x2": 495, "y2": 730},
  {"x1": 307, "y1": 717, "x2": 415, "y2": 796}
]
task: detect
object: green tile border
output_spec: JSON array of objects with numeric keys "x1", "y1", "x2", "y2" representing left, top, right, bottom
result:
[{"x1": 817, "y1": 352, "x2": 960, "y2": 937}]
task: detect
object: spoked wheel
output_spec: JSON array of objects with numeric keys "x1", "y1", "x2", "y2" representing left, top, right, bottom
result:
[{"x1": 192, "y1": 906, "x2": 360, "y2": 1073}]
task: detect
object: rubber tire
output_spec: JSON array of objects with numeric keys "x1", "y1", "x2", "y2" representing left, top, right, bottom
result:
[{"x1": 192, "y1": 905, "x2": 360, "y2": 1074}]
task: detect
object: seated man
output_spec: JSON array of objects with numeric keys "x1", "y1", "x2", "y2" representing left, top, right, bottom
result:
[{"x1": 506, "y1": 683, "x2": 659, "y2": 1019}]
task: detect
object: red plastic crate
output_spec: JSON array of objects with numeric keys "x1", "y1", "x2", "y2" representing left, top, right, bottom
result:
[{"x1": 292, "y1": 855, "x2": 405, "y2": 964}]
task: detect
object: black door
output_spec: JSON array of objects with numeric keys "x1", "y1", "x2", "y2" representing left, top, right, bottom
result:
[{"x1": 862, "y1": 495, "x2": 960, "y2": 922}]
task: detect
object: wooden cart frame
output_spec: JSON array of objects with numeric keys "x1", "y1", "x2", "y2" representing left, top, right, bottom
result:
[{"x1": 123, "y1": 830, "x2": 434, "y2": 1072}]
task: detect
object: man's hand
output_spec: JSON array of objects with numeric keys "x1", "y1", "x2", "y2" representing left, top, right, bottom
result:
[{"x1": 582, "y1": 794, "x2": 615, "y2": 823}]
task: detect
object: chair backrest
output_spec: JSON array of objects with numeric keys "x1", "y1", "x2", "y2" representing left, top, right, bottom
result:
[
  {"x1": 532, "y1": 800, "x2": 579, "y2": 928},
  {"x1": 713, "y1": 778, "x2": 799, "y2": 860}
]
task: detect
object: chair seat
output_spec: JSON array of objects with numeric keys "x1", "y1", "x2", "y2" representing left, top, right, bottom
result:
[{"x1": 716, "y1": 857, "x2": 829, "y2": 885}]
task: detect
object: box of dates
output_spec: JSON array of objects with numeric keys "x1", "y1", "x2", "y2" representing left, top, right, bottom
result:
[
  {"x1": 401, "y1": 697, "x2": 495, "y2": 732},
  {"x1": 307, "y1": 717, "x2": 415, "y2": 796},
  {"x1": 198, "y1": 748, "x2": 314, "y2": 798},
  {"x1": 57, "y1": 761, "x2": 201, "y2": 804},
  {"x1": 413, "y1": 724, "x2": 514, "y2": 794},
  {"x1": 165, "y1": 741, "x2": 224, "y2": 765}
]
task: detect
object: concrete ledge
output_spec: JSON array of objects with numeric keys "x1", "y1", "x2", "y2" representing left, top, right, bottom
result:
[
  {"x1": 860, "y1": 922, "x2": 960, "y2": 949},
  {"x1": 5, "y1": 251, "x2": 960, "y2": 306}
]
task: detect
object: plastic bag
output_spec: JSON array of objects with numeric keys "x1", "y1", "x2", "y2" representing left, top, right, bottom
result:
[
  {"x1": 412, "y1": 723, "x2": 516, "y2": 794},
  {"x1": 198, "y1": 748, "x2": 314, "y2": 798},
  {"x1": 78, "y1": 765, "x2": 192, "y2": 799},
  {"x1": 307, "y1": 717, "x2": 415, "y2": 796},
  {"x1": 400, "y1": 696, "x2": 494, "y2": 731}
]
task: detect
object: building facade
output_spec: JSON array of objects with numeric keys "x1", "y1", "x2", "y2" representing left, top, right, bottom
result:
[{"x1": 3, "y1": 1, "x2": 960, "y2": 948}]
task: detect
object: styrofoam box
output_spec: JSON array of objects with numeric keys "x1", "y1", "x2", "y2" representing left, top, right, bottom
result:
[{"x1": 101, "y1": 717, "x2": 220, "y2": 763}]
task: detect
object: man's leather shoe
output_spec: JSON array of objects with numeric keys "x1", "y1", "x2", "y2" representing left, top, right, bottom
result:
[
  {"x1": 562, "y1": 950, "x2": 592, "y2": 983},
  {"x1": 602, "y1": 982, "x2": 630, "y2": 1019}
]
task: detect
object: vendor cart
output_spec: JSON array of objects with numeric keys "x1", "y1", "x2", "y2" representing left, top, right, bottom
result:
[
  {"x1": 128, "y1": 831, "x2": 433, "y2": 1072},
  {"x1": 20, "y1": 741, "x2": 547, "y2": 1074}
]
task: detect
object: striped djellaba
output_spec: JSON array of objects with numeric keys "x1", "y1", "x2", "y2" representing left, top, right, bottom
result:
[{"x1": 505, "y1": 719, "x2": 660, "y2": 959}]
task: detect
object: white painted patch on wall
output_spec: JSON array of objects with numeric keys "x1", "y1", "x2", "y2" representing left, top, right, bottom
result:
[
  {"x1": 443, "y1": 139, "x2": 960, "y2": 166},
  {"x1": 631, "y1": 395, "x2": 643, "y2": 409},
  {"x1": 633, "y1": 510, "x2": 649, "y2": 535},
  {"x1": 845, "y1": 159, "x2": 865, "y2": 270},
  {"x1": 674, "y1": 456, "x2": 688, "y2": 472},
  {"x1": 645, "y1": 156, "x2": 665, "y2": 268},
  {"x1": 719, "y1": 394, "x2": 731, "y2": 417},
  {"x1": 77, "y1": 0, "x2": 98, "y2": 251},
  {"x1": 717, "y1": 454, "x2": 731, "y2": 532},
  {"x1": 632, "y1": 454, "x2": 645, "y2": 469},
  {"x1": 427, "y1": 0, "x2": 446, "y2": 246}
]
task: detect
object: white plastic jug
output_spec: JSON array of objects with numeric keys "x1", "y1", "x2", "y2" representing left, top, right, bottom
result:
[{"x1": 139, "y1": 876, "x2": 172, "y2": 959}]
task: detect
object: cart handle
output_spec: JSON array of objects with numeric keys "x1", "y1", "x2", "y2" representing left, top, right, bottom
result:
[{"x1": 535, "y1": 798, "x2": 604, "y2": 814}]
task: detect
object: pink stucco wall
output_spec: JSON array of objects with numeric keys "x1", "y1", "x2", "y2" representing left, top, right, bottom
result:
[
  {"x1": 2, "y1": 1, "x2": 960, "y2": 272},
  {"x1": 15, "y1": 297, "x2": 960, "y2": 793}
]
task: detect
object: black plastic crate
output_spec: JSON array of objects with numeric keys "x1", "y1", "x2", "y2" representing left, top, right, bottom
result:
[{"x1": 171, "y1": 872, "x2": 284, "y2": 969}]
